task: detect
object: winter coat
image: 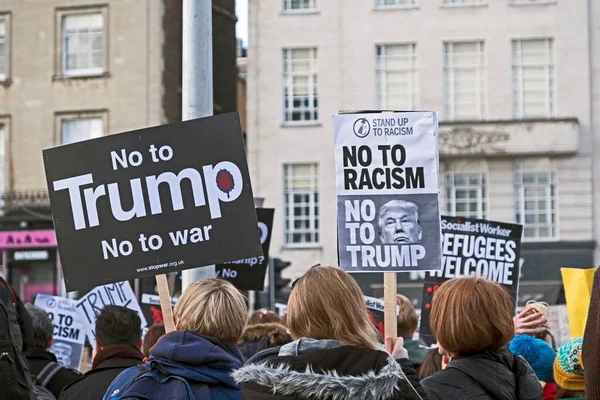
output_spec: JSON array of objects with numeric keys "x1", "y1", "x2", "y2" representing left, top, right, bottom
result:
[
  {"x1": 237, "y1": 323, "x2": 291, "y2": 361},
  {"x1": 26, "y1": 348, "x2": 82, "y2": 398},
  {"x1": 103, "y1": 331, "x2": 244, "y2": 400},
  {"x1": 421, "y1": 348, "x2": 543, "y2": 400},
  {"x1": 232, "y1": 337, "x2": 428, "y2": 400},
  {"x1": 59, "y1": 345, "x2": 144, "y2": 400},
  {"x1": 404, "y1": 340, "x2": 427, "y2": 369}
]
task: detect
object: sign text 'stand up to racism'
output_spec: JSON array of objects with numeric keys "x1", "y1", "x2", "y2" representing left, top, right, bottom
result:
[
  {"x1": 215, "y1": 208, "x2": 274, "y2": 291},
  {"x1": 333, "y1": 112, "x2": 442, "y2": 272},
  {"x1": 34, "y1": 294, "x2": 85, "y2": 370},
  {"x1": 418, "y1": 216, "x2": 523, "y2": 347},
  {"x1": 43, "y1": 113, "x2": 262, "y2": 292}
]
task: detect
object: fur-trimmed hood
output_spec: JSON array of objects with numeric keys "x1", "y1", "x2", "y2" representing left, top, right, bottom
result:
[
  {"x1": 232, "y1": 339, "x2": 425, "y2": 400},
  {"x1": 239, "y1": 323, "x2": 288, "y2": 343}
]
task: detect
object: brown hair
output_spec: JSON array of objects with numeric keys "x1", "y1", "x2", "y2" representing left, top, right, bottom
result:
[
  {"x1": 174, "y1": 278, "x2": 247, "y2": 343},
  {"x1": 556, "y1": 387, "x2": 585, "y2": 399},
  {"x1": 247, "y1": 310, "x2": 282, "y2": 326},
  {"x1": 287, "y1": 266, "x2": 380, "y2": 350},
  {"x1": 142, "y1": 323, "x2": 165, "y2": 357},
  {"x1": 430, "y1": 276, "x2": 514, "y2": 356},
  {"x1": 419, "y1": 349, "x2": 443, "y2": 380},
  {"x1": 396, "y1": 294, "x2": 419, "y2": 339}
]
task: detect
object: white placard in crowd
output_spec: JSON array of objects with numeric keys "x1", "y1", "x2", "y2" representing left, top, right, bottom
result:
[
  {"x1": 35, "y1": 294, "x2": 85, "y2": 370},
  {"x1": 333, "y1": 111, "x2": 442, "y2": 273},
  {"x1": 75, "y1": 281, "x2": 147, "y2": 348}
]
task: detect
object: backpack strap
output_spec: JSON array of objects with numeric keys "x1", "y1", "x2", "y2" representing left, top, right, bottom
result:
[{"x1": 35, "y1": 361, "x2": 63, "y2": 388}]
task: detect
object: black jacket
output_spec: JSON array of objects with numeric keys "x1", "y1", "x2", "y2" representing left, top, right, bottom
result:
[
  {"x1": 59, "y1": 345, "x2": 144, "y2": 400},
  {"x1": 26, "y1": 348, "x2": 82, "y2": 399},
  {"x1": 232, "y1": 342, "x2": 428, "y2": 400},
  {"x1": 421, "y1": 348, "x2": 542, "y2": 400}
]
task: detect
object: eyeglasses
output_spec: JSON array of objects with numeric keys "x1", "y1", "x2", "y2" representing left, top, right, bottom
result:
[{"x1": 290, "y1": 263, "x2": 321, "y2": 289}]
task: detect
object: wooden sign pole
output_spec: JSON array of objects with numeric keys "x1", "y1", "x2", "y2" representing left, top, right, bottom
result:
[
  {"x1": 384, "y1": 272, "x2": 397, "y2": 339},
  {"x1": 155, "y1": 274, "x2": 175, "y2": 333}
]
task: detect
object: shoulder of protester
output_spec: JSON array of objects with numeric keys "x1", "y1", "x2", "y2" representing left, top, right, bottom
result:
[
  {"x1": 421, "y1": 349, "x2": 542, "y2": 400},
  {"x1": 232, "y1": 344, "x2": 423, "y2": 399}
]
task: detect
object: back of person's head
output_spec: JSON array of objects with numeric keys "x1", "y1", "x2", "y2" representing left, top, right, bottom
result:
[
  {"x1": 509, "y1": 334, "x2": 556, "y2": 383},
  {"x1": 25, "y1": 304, "x2": 53, "y2": 350},
  {"x1": 95, "y1": 305, "x2": 141, "y2": 348},
  {"x1": 247, "y1": 309, "x2": 282, "y2": 326},
  {"x1": 142, "y1": 323, "x2": 166, "y2": 357},
  {"x1": 396, "y1": 294, "x2": 418, "y2": 340},
  {"x1": 554, "y1": 337, "x2": 585, "y2": 399},
  {"x1": 430, "y1": 276, "x2": 514, "y2": 356},
  {"x1": 419, "y1": 349, "x2": 443, "y2": 380},
  {"x1": 174, "y1": 278, "x2": 247, "y2": 343},
  {"x1": 287, "y1": 265, "x2": 379, "y2": 350}
]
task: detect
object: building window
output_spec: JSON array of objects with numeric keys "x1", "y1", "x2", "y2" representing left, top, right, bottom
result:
[
  {"x1": 0, "y1": 14, "x2": 11, "y2": 81},
  {"x1": 0, "y1": 124, "x2": 4, "y2": 193},
  {"x1": 376, "y1": 44, "x2": 417, "y2": 110},
  {"x1": 283, "y1": 48, "x2": 318, "y2": 123},
  {"x1": 375, "y1": 0, "x2": 416, "y2": 5},
  {"x1": 443, "y1": 0, "x2": 484, "y2": 4},
  {"x1": 61, "y1": 117, "x2": 103, "y2": 144},
  {"x1": 514, "y1": 166, "x2": 557, "y2": 240},
  {"x1": 282, "y1": 0, "x2": 316, "y2": 11},
  {"x1": 512, "y1": 38, "x2": 555, "y2": 118},
  {"x1": 284, "y1": 164, "x2": 319, "y2": 245},
  {"x1": 444, "y1": 41, "x2": 486, "y2": 120},
  {"x1": 445, "y1": 170, "x2": 487, "y2": 219},
  {"x1": 61, "y1": 13, "x2": 104, "y2": 76}
]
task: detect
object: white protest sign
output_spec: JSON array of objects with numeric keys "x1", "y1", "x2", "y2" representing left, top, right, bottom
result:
[
  {"x1": 35, "y1": 294, "x2": 85, "y2": 370},
  {"x1": 75, "y1": 281, "x2": 147, "y2": 348},
  {"x1": 333, "y1": 112, "x2": 442, "y2": 272},
  {"x1": 274, "y1": 303, "x2": 287, "y2": 317}
]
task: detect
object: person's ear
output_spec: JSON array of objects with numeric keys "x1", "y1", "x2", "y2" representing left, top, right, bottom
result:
[
  {"x1": 176, "y1": 320, "x2": 181, "y2": 331},
  {"x1": 48, "y1": 336, "x2": 53, "y2": 350},
  {"x1": 94, "y1": 341, "x2": 102, "y2": 356},
  {"x1": 417, "y1": 225, "x2": 423, "y2": 241}
]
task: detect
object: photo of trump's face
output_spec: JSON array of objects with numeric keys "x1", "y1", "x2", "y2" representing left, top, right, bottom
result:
[
  {"x1": 51, "y1": 342, "x2": 72, "y2": 367},
  {"x1": 378, "y1": 200, "x2": 423, "y2": 244}
]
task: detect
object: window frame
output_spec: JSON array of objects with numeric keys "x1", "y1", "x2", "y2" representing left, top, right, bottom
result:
[
  {"x1": 55, "y1": 6, "x2": 109, "y2": 79},
  {"x1": 375, "y1": 43, "x2": 418, "y2": 111},
  {"x1": 55, "y1": 110, "x2": 108, "y2": 145},
  {"x1": 445, "y1": 169, "x2": 488, "y2": 220},
  {"x1": 0, "y1": 13, "x2": 12, "y2": 82},
  {"x1": 513, "y1": 164, "x2": 558, "y2": 242},
  {"x1": 282, "y1": 47, "x2": 319, "y2": 125},
  {"x1": 512, "y1": 38, "x2": 556, "y2": 119},
  {"x1": 283, "y1": 163, "x2": 320, "y2": 246},
  {"x1": 281, "y1": 0, "x2": 317, "y2": 12},
  {"x1": 374, "y1": 0, "x2": 418, "y2": 7},
  {"x1": 0, "y1": 116, "x2": 9, "y2": 199}
]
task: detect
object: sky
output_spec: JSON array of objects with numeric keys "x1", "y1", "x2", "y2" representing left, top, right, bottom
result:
[{"x1": 236, "y1": 0, "x2": 249, "y2": 47}]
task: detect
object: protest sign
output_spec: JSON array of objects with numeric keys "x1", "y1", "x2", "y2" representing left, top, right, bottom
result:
[
  {"x1": 216, "y1": 208, "x2": 274, "y2": 290},
  {"x1": 34, "y1": 294, "x2": 85, "y2": 370},
  {"x1": 419, "y1": 216, "x2": 523, "y2": 347},
  {"x1": 333, "y1": 112, "x2": 442, "y2": 273},
  {"x1": 75, "y1": 281, "x2": 147, "y2": 347},
  {"x1": 274, "y1": 303, "x2": 287, "y2": 317},
  {"x1": 364, "y1": 296, "x2": 400, "y2": 338},
  {"x1": 43, "y1": 113, "x2": 262, "y2": 292},
  {"x1": 141, "y1": 293, "x2": 178, "y2": 327}
]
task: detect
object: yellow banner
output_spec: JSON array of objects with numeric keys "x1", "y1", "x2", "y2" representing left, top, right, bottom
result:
[{"x1": 561, "y1": 267, "x2": 598, "y2": 338}]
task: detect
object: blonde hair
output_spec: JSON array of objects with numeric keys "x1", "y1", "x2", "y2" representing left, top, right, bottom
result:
[
  {"x1": 174, "y1": 278, "x2": 247, "y2": 343},
  {"x1": 396, "y1": 294, "x2": 419, "y2": 340},
  {"x1": 287, "y1": 265, "x2": 380, "y2": 350}
]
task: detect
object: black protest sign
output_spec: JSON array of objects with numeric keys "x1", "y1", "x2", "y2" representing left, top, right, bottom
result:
[
  {"x1": 43, "y1": 113, "x2": 262, "y2": 292},
  {"x1": 419, "y1": 216, "x2": 523, "y2": 347},
  {"x1": 141, "y1": 293, "x2": 178, "y2": 327},
  {"x1": 216, "y1": 208, "x2": 274, "y2": 290}
]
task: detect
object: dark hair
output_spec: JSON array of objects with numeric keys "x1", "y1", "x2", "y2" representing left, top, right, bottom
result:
[
  {"x1": 247, "y1": 310, "x2": 282, "y2": 326},
  {"x1": 419, "y1": 349, "x2": 443, "y2": 380},
  {"x1": 142, "y1": 323, "x2": 166, "y2": 356},
  {"x1": 95, "y1": 306, "x2": 141, "y2": 347},
  {"x1": 25, "y1": 304, "x2": 53, "y2": 350},
  {"x1": 556, "y1": 387, "x2": 585, "y2": 399}
]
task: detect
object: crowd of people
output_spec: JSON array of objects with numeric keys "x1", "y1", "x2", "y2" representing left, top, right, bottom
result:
[{"x1": 0, "y1": 265, "x2": 595, "y2": 400}]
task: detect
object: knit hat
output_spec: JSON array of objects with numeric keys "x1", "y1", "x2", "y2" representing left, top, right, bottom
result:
[
  {"x1": 509, "y1": 334, "x2": 556, "y2": 382},
  {"x1": 554, "y1": 337, "x2": 585, "y2": 391}
]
